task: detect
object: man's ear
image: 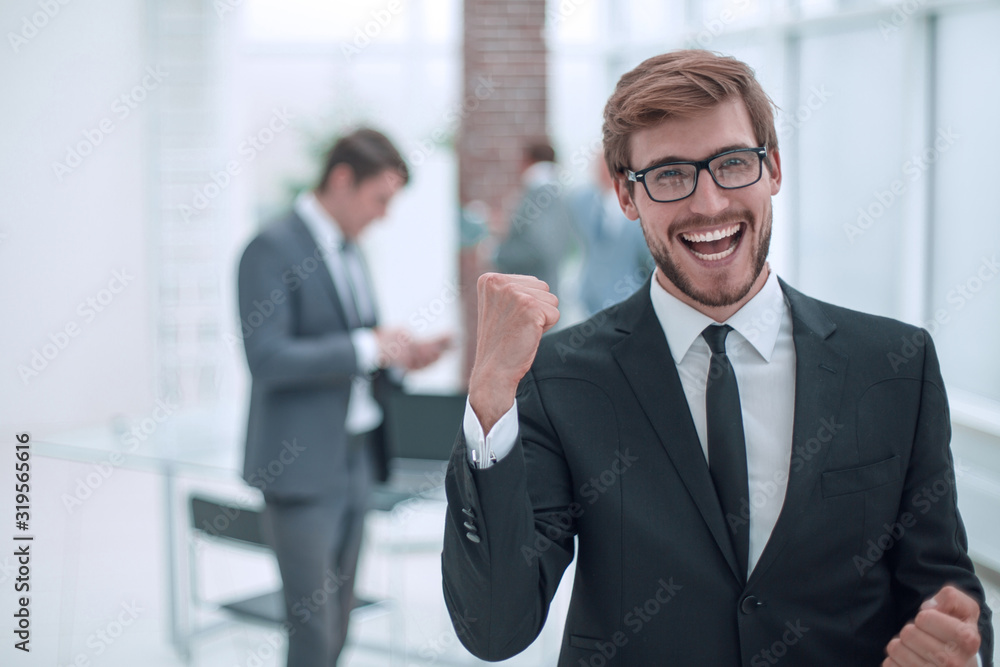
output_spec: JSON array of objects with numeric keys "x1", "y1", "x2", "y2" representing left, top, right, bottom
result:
[
  {"x1": 325, "y1": 163, "x2": 357, "y2": 193},
  {"x1": 612, "y1": 173, "x2": 640, "y2": 221}
]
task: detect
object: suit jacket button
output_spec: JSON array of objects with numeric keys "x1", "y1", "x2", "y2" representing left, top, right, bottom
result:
[
  {"x1": 462, "y1": 507, "x2": 476, "y2": 519},
  {"x1": 740, "y1": 595, "x2": 761, "y2": 614},
  {"x1": 463, "y1": 521, "x2": 476, "y2": 531},
  {"x1": 465, "y1": 532, "x2": 481, "y2": 544}
]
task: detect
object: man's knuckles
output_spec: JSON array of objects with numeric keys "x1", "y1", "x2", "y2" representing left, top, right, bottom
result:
[
  {"x1": 935, "y1": 586, "x2": 980, "y2": 619},
  {"x1": 915, "y1": 608, "x2": 975, "y2": 638},
  {"x1": 952, "y1": 624, "x2": 980, "y2": 653},
  {"x1": 909, "y1": 612, "x2": 980, "y2": 661},
  {"x1": 479, "y1": 271, "x2": 544, "y2": 290},
  {"x1": 898, "y1": 623, "x2": 919, "y2": 643},
  {"x1": 501, "y1": 287, "x2": 550, "y2": 317}
]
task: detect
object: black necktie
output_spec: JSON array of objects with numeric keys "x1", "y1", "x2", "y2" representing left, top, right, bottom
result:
[{"x1": 702, "y1": 324, "x2": 750, "y2": 583}]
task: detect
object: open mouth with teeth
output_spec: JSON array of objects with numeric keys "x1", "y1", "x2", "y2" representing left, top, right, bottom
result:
[{"x1": 679, "y1": 223, "x2": 745, "y2": 261}]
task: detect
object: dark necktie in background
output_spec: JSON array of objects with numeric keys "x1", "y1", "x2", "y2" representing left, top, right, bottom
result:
[
  {"x1": 340, "y1": 240, "x2": 377, "y2": 329},
  {"x1": 702, "y1": 324, "x2": 750, "y2": 583}
]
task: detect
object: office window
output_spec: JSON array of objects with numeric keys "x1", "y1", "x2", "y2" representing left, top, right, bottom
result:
[
  {"x1": 795, "y1": 27, "x2": 910, "y2": 317},
  {"x1": 244, "y1": 0, "x2": 410, "y2": 44},
  {"x1": 931, "y1": 7, "x2": 1000, "y2": 402}
]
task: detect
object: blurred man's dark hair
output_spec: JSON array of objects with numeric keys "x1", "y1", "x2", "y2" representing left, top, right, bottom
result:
[
  {"x1": 523, "y1": 140, "x2": 557, "y2": 166},
  {"x1": 318, "y1": 127, "x2": 409, "y2": 190}
]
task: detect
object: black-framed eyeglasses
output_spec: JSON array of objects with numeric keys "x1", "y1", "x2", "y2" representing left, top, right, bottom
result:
[{"x1": 625, "y1": 147, "x2": 768, "y2": 203}]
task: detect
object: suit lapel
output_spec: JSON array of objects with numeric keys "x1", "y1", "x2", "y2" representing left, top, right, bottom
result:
[
  {"x1": 610, "y1": 285, "x2": 743, "y2": 583},
  {"x1": 287, "y1": 212, "x2": 352, "y2": 327},
  {"x1": 748, "y1": 279, "x2": 848, "y2": 585}
]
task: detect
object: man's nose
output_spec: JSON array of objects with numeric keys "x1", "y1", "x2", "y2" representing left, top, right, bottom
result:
[{"x1": 687, "y1": 167, "x2": 730, "y2": 216}]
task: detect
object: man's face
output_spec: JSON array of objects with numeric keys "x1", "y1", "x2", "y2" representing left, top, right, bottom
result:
[
  {"x1": 327, "y1": 167, "x2": 405, "y2": 239},
  {"x1": 614, "y1": 97, "x2": 781, "y2": 316}
]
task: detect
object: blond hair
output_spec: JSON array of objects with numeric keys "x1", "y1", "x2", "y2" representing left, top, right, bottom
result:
[{"x1": 602, "y1": 50, "x2": 778, "y2": 190}]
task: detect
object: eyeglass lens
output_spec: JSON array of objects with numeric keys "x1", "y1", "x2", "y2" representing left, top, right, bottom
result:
[{"x1": 644, "y1": 150, "x2": 762, "y2": 201}]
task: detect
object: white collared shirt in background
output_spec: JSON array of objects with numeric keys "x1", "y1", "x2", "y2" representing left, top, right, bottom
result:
[{"x1": 296, "y1": 191, "x2": 382, "y2": 436}]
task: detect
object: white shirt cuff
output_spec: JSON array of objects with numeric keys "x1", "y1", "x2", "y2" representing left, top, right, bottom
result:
[
  {"x1": 350, "y1": 328, "x2": 379, "y2": 373},
  {"x1": 462, "y1": 398, "x2": 519, "y2": 468}
]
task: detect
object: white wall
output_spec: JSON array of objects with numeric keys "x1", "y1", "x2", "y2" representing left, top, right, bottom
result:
[{"x1": 1, "y1": 0, "x2": 155, "y2": 434}]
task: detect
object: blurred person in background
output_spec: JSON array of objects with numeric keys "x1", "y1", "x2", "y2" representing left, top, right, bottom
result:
[
  {"x1": 237, "y1": 127, "x2": 450, "y2": 667},
  {"x1": 493, "y1": 140, "x2": 574, "y2": 302},
  {"x1": 568, "y1": 158, "x2": 653, "y2": 316}
]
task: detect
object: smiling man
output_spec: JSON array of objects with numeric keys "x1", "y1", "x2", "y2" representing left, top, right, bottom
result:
[{"x1": 442, "y1": 51, "x2": 994, "y2": 666}]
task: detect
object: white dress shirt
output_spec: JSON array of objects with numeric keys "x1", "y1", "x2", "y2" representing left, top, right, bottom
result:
[
  {"x1": 464, "y1": 268, "x2": 796, "y2": 576},
  {"x1": 296, "y1": 191, "x2": 382, "y2": 435}
]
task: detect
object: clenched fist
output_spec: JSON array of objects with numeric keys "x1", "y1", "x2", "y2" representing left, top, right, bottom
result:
[
  {"x1": 468, "y1": 273, "x2": 560, "y2": 433},
  {"x1": 883, "y1": 585, "x2": 982, "y2": 667}
]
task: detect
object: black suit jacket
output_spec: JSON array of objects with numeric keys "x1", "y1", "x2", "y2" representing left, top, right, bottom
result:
[
  {"x1": 442, "y1": 278, "x2": 993, "y2": 666},
  {"x1": 238, "y1": 211, "x2": 392, "y2": 497}
]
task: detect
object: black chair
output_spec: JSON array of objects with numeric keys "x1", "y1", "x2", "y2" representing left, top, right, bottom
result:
[
  {"x1": 187, "y1": 496, "x2": 386, "y2": 628},
  {"x1": 188, "y1": 496, "x2": 285, "y2": 624},
  {"x1": 384, "y1": 389, "x2": 467, "y2": 461},
  {"x1": 377, "y1": 389, "x2": 466, "y2": 503}
]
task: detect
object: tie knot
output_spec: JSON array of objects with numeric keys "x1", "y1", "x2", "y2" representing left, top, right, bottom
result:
[{"x1": 702, "y1": 324, "x2": 732, "y2": 355}]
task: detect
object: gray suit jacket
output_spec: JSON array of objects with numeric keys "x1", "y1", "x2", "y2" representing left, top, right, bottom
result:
[
  {"x1": 494, "y1": 179, "x2": 574, "y2": 299},
  {"x1": 237, "y1": 211, "x2": 389, "y2": 498},
  {"x1": 568, "y1": 185, "x2": 652, "y2": 315}
]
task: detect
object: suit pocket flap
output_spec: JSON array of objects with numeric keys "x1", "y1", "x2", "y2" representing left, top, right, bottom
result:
[
  {"x1": 822, "y1": 455, "x2": 901, "y2": 497},
  {"x1": 570, "y1": 635, "x2": 605, "y2": 651}
]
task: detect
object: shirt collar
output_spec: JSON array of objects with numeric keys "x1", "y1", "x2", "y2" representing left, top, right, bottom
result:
[
  {"x1": 522, "y1": 161, "x2": 558, "y2": 188},
  {"x1": 295, "y1": 190, "x2": 345, "y2": 249},
  {"x1": 649, "y1": 266, "x2": 787, "y2": 364}
]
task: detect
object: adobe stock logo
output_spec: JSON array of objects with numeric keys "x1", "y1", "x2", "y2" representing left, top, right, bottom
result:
[
  {"x1": 843, "y1": 127, "x2": 959, "y2": 244},
  {"x1": 581, "y1": 578, "x2": 683, "y2": 666},
  {"x1": 340, "y1": 1, "x2": 405, "y2": 60},
  {"x1": 878, "y1": 0, "x2": 926, "y2": 40},
  {"x1": 18, "y1": 268, "x2": 135, "y2": 384},
  {"x1": 179, "y1": 107, "x2": 293, "y2": 222},
  {"x1": 690, "y1": 0, "x2": 752, "y2": 48},
  {"x1": 7, "y1": 0, "x2": 73, "y2": 53},
  {"x1": 61, "y1": 396, "x2": 178, "y2": 514},
  {"x1": 776, "y1": 85, "x2": 833, "y2": 140},
  {"x1": 214, "y1": 0, "x2": 244, "y2": 19},
  {"x1": 51, "y1": 66, "x2": 169, "y2": 181}
]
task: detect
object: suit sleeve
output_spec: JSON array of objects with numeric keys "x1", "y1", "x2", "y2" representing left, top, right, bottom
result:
[
  {"x1": 237, "y1": 234, "x2": 360, "y2": 389},
  {"x1": 887, "y1": 332, "x2": 994, "y2": 665},
  {"x1": 441, "y1": 370, "x2": 577, "y2": 661}
]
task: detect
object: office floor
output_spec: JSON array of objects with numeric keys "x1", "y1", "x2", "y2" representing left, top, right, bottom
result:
[
  {"x1": 6, "y1": 454, "x2": 569, "y2": 667},
  {"x1": 7, "y1": 454, "x2": 998, "y2": 666}
]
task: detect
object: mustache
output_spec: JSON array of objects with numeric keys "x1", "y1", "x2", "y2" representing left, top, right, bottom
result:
[{"x1": 669, "y1": 209, "x2": 755, "y2": 236}]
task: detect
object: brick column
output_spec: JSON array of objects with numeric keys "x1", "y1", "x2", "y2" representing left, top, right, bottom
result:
[{"x1": 458, "y1": 0, "x2": 548, "y2": 383}]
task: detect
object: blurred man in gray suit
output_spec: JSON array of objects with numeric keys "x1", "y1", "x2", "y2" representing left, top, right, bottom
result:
[
  {"x1": 569, "y1": 158, "x2": 653, "y2": 316},
  {"x1": 493, "y1": 140, "x2": 574, "y2": 301},
  {"x1": 237, "y1": 128, "x2": 450, "y2": 666}
]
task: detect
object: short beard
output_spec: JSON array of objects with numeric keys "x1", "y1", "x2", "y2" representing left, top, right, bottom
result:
[{"x1": 641, "y1": 205, "x2": 772, "y2": 308}]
